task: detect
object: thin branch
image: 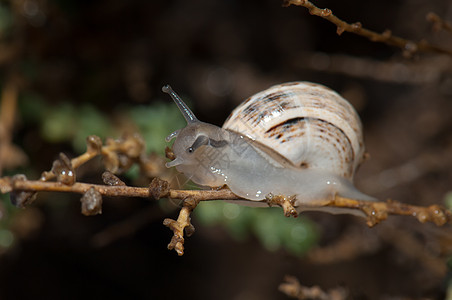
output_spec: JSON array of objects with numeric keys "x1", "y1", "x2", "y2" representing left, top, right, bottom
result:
[
  {"x1": 284, "y1": 0, "x2": 452, "y2": 57},
  {"x1": 0, "y1": 177, "x2": 240, "y2": 200},
  {"x1": 0, "y1": 75, "x2": 27, "y2": 176},
  {"x1": 1, "y1": 177, "x2": 451, "y2": 227},
  {"x1": 279, "y1": 275, "x2": 348, "y2": 300},
  {"x1": 2, "y1": 174, "x2": 452, "y2": 255},
  {"x1": 163, "y1": 197, "x2": 199, "y2": 256},
  {"x1": 427, "y1": 12, "x2": 452, "y2": 34},
  {"x1": 306, "y1": 223, "x2": 448, "y2": 277}
]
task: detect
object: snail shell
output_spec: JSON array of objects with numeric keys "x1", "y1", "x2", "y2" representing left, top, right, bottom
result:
[{"x1": 223, "y1": 82, "x2": 364, "y2": 180}]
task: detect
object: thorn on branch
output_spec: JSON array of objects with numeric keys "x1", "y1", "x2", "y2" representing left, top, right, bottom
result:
[{"x1": 80, "y1": 187, "x2": 103, "y2": 216}]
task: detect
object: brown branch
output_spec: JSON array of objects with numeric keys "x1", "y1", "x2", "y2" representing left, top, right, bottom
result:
[
  {"x1": 163, "y1": 197, "x2": 199, "y2": 256},
  {"x1": 330, "y1": 196, "x2": 451, "y2": 227},
  {"x1": 427, "y1": 12, "x2": 452, "y2": 34},
  {"x1": 2, "y1": 174, "x2": 452, "y2": 254},
  {"x1": 0, "y1": 177, "x2": 241, "y2": 200},
  {"x1": 284, "y1": 0, "x2": 452, "y2": 57},
  {"x1": 0, "y1": 75, "x2": 27, "y2": 176},
  {"x1": 279, "y1": 275, "x2": 348, "y2": 300},
  {"x1": 1, "y1": 177, "x2": 451, "y2": 226}
]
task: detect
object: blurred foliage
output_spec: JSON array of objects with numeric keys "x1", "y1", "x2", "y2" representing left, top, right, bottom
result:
[
  {"x1": 127, "y1": 102, "x2": 187, "y2": 155},
  {"x1": 445, "y1": 191, "x2": 452, "y2": 211},
  {"x1": 0, "y1": 193, "x2": 16, "y2": 251},
  {"x1": 196, "y1": 201, "x2": 318, "y2": 256},
  {"x1": 0, "y1": 3, "x2": 13, "y2": 35},
  {"x1": 18, "y1": 93, "x2": 185, "y2": 155}
]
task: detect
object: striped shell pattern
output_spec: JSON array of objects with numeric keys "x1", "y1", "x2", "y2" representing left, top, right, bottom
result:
[{"x1": 223, "y1": 82, "x2": 365, "y2": 180}]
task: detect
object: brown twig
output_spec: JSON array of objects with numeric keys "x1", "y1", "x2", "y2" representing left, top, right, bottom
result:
[
  {"x1": 0, "y1": 177, "x2": 241, "y2": 200},
  {"x1": 1, "y1": 177, "x2": 451, "y2": 225},
  {"x1": 284, "y1": 0, "x2": 452, "y2": 57},
  {"x1": 2, "y1": 175, "x2": 452, "y2": 255},
  {"x1": 330, "y1": 196, "x2": 451, "y2": 227},
  {"x1": 163, "y1": 197, "x2": 199, "y2": 256},
  {"x1": 279, "y1": 275, "x2": 348, "y2": 300},
  {"x1": 427, "y1": 12, "x2": 452, "y2": 34},
  {"x1": 266, "y1": 193, "x2": 298, "y2": 217},
  {"x1": 0, "y1": 75, "x2": 27, "y2": 176}
]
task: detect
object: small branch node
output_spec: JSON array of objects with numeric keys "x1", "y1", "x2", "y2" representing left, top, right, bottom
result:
[
  {"x1": 360, "y1": 202, "x2": 388, "y2": 227},
  {"x1": 149, "y1": 178, "x2": 170, "y2": 200},
  {"x1": 320, "y1": 8, "x2": 331, "y2": 17},
  {"x1": 279, "y1": 275, "x2": 349, "y2": 300},
  {"x1": 351, "y1": 21, "x2": 362, "y2": 31},
  {"x1": 336, "y1": 26, "x2": 345, "y2": 35},
  {"x1": 426, "y1": 12, "x2": 452, "y2": 33},
  {"x1": 266, "y1": 193, "x2": 298, "y2": 217},
  {"x1": 165, "y1": 146, "x2": 176, "y2": 160},
  {"x1": 80, "y1": 187, "x2": 103, "y2": 216},
  {"x1": 51, "y1": 153, "x2": 76, "y2": 185},
  {"x1": 86, "y1": 135, "x2": 103, "y2": 154},
  {"x1": 382, "y1": 29, "x2": 392, "y2": 38},
  {"x1": 102, "y1": 148, "x2": 120, "y2": 173},
  {"x1": 0, "y1": 177, "x2": 12, "y2": 193},
  {"x1": 102, "y1": 171, "x2": 126, "y2": 186},
  {"x1": 10, "y1": 175, "x2": 37, "y2": 208}
]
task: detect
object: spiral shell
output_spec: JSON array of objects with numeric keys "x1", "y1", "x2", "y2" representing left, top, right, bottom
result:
[{"x1": 223, "y1": 82, "x2": 365, "y2": 180}]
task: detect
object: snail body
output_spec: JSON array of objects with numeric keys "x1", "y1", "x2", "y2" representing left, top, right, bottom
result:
[{"x1": 163, "y1": 82, "x2": 375, "y2": 213}]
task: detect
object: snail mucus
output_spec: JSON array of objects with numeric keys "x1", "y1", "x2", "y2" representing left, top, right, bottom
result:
[{"x1": 163, "y1": 82, "x2": 376, "y2": 215}]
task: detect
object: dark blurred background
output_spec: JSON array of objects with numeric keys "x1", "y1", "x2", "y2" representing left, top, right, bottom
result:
[{"x1": 0, "y1": 0, "x2": 452, "y2": 299}]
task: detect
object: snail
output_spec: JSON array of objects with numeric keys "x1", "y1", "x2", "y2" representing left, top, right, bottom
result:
[{"x1": 163, "y1": 82, "x2": 375, "y2": 215}]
